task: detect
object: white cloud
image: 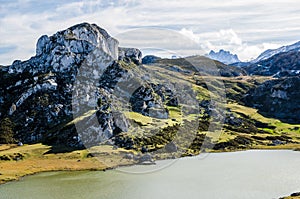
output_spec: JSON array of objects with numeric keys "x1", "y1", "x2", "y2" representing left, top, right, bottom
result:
[
  {"x1": 178, "y1": 28, "x2": 287, "y2": 61},
  {"x1": 179, "y1": 28, "x2": 200, "y2": 44},
  {"x1": 218, "y1": 29, "x2": 242, "y2": 46},
  {"x1": 0, "y1": 0, "x2": 300, "y2": 65}
]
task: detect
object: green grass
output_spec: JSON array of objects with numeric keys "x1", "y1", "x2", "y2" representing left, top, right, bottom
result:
[
  {"x1": 192, "y1": 84, "x2": 211, "y2": 101},
  {"x1": 65, "y1": 109, "x2": 97, "y2": 127},
  {"x1": 228, "y1": 103, "x2": 300, "y2": 134},
  {"x1": 124, "y1": 111, "x2": 153, "y2": 126},
  {"x1": 259, "y1": 128, "x2": 275, "y2": 134}
]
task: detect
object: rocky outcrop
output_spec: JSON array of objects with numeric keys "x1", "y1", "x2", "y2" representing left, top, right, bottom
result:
[
  {"x1": 244, "y1": 76, "x2": 300, "y2": 123},
  {"x1": 1, "y1": 22, "x2": 299, "y2": 154},
  {"x1": 130, "y1": 83, "x2": 178, "y2": 119},
  {"x1": 142, "y1": 55, "x2": 161, "y2": 64},
  {"x1": 118, "y1": 47, "x2": 142, "y2": 65},
  {"x1": 0, "y1": 23, "x2": 150, "y2": 147}
]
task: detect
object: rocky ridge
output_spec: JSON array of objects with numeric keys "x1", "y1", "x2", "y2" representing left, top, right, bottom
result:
[
  {"x1": 207, "y1": 49, "x2": 240, "y2": 65},
  {"x1": 0, "y1": 23, "x2": 145, "y2": 146},
  {"x1": 243, "y1": 50, "x2": 300, "y2": 77},
  {"x1": 252, "y1": 41, "x2": 300, "y2": 63}
]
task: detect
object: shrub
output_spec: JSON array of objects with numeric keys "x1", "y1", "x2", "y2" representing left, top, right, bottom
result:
[{"x1": 0, "y1": 117, "x2": 15, "y2": 144}]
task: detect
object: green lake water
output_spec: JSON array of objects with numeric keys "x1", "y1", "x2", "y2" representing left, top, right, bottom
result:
[{"x1": 1, "y1": 150, "x2": 300, "y2": 199}]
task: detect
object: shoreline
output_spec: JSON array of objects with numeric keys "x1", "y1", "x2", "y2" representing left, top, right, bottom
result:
[
  {"x1": 0, "y1": 144, "x2": 138, "y2": 185},
  {"x1": 1, "y1": 143, "x2": 300, "y2": 185},
  {"x1": 1, "y1": 147, "x2": 300, "y2": 199}
]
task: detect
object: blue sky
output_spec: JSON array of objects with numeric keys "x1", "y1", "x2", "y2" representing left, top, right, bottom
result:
[{"x1": 1, "y1": 0, "x2": 300, "y2": 65}]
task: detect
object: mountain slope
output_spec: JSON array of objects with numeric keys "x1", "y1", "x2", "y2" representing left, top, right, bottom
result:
[
  {"x1": 144, "y1": 55, "x2": 246, "y2": 77},
  {"x1": 243, "y1": 50, "x2": 300, "y2": 76},
  {"x1": 243, "y1": 76, "x2": 300, "y2": 124},
  {"x1": 252, "y1": 41, "x2": 300, "y2": 63}
]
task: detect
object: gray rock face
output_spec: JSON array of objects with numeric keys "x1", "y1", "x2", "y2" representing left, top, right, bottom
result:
[
  {"x1": 0, "y1": 23, "x2": 145, "y2": 147},
  {"x1": 36, "y1": 35, "x2": 50, "y2": 56},
  {"x1": 112, "y1": 112, "x2": 129, "y2": 133},
  {"x1": 118, "y1": 47, "x2": 142, "y2": 64},
  {"x1": 244, "y1": 76, "x2": 300, "y2": 124},
  {"x1": 36, "y1": 23, "x2": 119, "y2": 59},
  {"x1": 0, "y1": 22, "x2": 182, "y2": 147},
  {"x1": 129, "y1": 83, "x2": 178, "y2": 119}
]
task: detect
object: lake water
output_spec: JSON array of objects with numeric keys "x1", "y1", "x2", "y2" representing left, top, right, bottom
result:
[{"x1": 1, "y1": 150, "x2": 300, "y2": 199}]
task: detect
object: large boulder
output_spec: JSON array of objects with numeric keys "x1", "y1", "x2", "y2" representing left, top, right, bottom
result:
[{"x1": 118, "y1": 47, "x2": 142, "y2": 65}]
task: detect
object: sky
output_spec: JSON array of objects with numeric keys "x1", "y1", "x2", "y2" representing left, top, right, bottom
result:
[{"x1": 1, "y1": 0, "x2": 300, "y2": 65}]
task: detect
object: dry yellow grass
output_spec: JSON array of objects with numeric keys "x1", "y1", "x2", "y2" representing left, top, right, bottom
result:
[
  {"x1": 0, "y1": 144, "x2": 135, "y2": 185},
  {"x1": 281, "y1": 195, "x2": 300, "y2": 199}
]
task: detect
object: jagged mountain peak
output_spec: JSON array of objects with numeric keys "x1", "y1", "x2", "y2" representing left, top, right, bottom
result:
[
  {"x1": 207, "y1": 49, "x2": 240, "y2": 65},
  {"x1": 0, "y1": 23, "x2": 142, "y2": 146},
  {"x1": 36, "y1": 22, "x2": 119, "y2": 60},
  {"x1": 5, "y1": 22, "x2": 141, "y2": 76}
]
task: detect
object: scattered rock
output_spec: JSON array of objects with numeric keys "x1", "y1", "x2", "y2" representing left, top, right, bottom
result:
[
  {"x1": 0, "y1": 155, "x2": 11, "y2": 161},
  {"x1": 123, "y1": 153, "x2": 134, "y2": 160},
  {"x1": 165, "y1": 142, "x2": 178, "y2": 153},
  {"x1": 291, "y1": 192, "x2": 300, "y2": 197},
  {"x1": 138, "y1": 153, "x2": 154, "y2": 163},
  {"x1": 141, "y1": 146, "x2": 148, "y2": 153}
]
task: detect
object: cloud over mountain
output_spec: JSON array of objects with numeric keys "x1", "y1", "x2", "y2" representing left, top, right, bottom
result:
[{"x1": 1, "y1": 0, "x2": 300, "y2": 64}]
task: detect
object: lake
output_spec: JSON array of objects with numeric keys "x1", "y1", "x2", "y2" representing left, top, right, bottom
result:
[{"x1": 1, "y1": 150, "x2": 300, "y2": 199}]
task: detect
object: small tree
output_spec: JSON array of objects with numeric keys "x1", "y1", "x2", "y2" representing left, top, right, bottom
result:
[{"x1": 0, "y1": 117, "x2": 15, "y2": 144}]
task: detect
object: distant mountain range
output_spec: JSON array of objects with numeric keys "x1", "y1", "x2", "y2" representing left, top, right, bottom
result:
[
  {"x1": 207, "y1": 49, "x2": 240, "y2": 65},
  {"x1": 221, "y1": 41, "x2": 300, "y2": 77},
  {"x1": 240, "y1": 41, "x2": 300, "y2": 77},
  {"x1": 210, "y1": 41, "x2": 300, "y2": 69}
]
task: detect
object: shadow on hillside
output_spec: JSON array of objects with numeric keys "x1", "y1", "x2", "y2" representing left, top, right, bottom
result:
[{"x1": 43, "y1": 144, "x2": 85, "y2": 154}]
